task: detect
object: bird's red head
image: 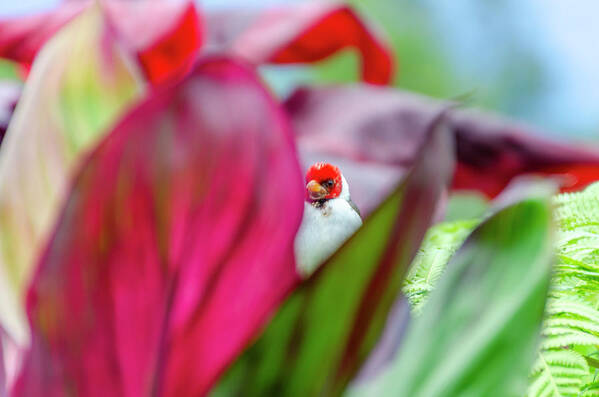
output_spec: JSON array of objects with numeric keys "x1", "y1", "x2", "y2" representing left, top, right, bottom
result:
[{"x1": 305, "y1": 162, "x2": 342, "y2": 201}]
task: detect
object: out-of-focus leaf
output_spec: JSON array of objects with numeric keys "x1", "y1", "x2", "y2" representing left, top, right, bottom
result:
[
  {"x1": 450, "y1": 109, "x2": 599, "y2": 196},
  {"x1": 530, "y1": 164, "x2": 599, "y2": 194},
  {"x1": 284, "y1": 85, "x2": 599, "y2": 203},
  {"x1": 0, "y1": 327, "x2": 21, "y2": 396},
  {"x1": 444, "y1": 192, "x2": 488, "y2": 222},
  {"x1": 205, "y1": 3, "x2": 394, "y2": 85},
  {"x1": 0, "y1": 59, "x2": 20, "y2": 81},
  {"x1": 104, "y1": 1, "x2": 202, "y2": 84},
  {"x1": 212, "y1": 111, "x2": 454, "y2": 397},
  {"x1": 0, "y1": 6, "x2": 143, "y2": 347},
  {"x1": 13, "y1": 57, "x2": 304, "y2": 397},
  {"x1": 0, "y1": 1, "x2": 202, "y2": 84},
  {"x1": 352, "y1": 196, "x2": 553, "y2": 397},
  {"x1": 0, "y1": 3, "x2": 85, "y2": 67}
]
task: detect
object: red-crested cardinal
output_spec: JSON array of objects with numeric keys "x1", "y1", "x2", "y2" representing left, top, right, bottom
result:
[{"x1": 294, "y1": 162, "x2": 362, "y2": 277}]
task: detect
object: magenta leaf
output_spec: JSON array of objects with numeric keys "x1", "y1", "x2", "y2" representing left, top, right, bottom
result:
[
  {"x1": 13, "y1": 58, "x2": 304, "y2": 397},
  {"x1": 205, "y1": 3, "x2": 394, "y2": 85},
  {"x1": 285, "y1": 85, "x2": 599, "y2": 200}
]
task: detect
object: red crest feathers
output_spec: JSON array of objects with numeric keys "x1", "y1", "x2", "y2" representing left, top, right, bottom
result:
[{"x1": 305, "y1": 162, "x2": 342, "y2": 199}]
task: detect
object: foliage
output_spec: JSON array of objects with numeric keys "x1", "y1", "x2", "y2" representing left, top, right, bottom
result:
[
  {"x1": 353, "y1": 196, "x2": 553, "y2": 397},
  {"x1": 1, "y1": 1, "x2": 599, "y2": 397},
  {"x1": 404, "y1": 182, "x2": 599, "y2": 396}
]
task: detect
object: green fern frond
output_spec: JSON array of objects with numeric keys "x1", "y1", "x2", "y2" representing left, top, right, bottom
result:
[
  {"x1": 581, "y1": 379, "x2": 599, "y2": 396},
  {"x1": 528, "y1": 184, "x2": 599, "y2": 396},
  {"x1": 544, "y1": 318, "x2": 599, "y2": 335},
  {"x1": 541, "y1": 333, "x2": 599, "y2": 350},
  {"x1": 402, "y1": 219, "x2": 477, "y2": 313},
  {"x1": 528, "y1": 350, "x2": 588, "y2": 397},
  {"x1": 545, "y1": 301, "x2": 599, "y2": 325}
]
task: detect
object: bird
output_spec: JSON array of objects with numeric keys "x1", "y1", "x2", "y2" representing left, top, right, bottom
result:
[{"x1": 294, "y1": 162, "x2": 363, "y2": 277}]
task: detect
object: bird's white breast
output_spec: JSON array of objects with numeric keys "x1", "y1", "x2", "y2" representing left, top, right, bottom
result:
[{"x1": 294, "y1": 198, "x2": 362, "y2": 277}]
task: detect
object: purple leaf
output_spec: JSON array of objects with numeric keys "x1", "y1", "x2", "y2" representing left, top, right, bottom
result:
[{"x1": 284, "y1": 85, "x2": 599, "y2": 201}]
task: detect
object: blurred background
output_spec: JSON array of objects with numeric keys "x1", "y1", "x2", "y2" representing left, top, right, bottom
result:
[{"x1": 3, "y1": 0, "x2": 598, "y2": 141}]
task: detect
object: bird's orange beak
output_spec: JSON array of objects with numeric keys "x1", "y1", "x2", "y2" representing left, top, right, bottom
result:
[{"x1": 306, "y1": 180, "x2": 327, "y2": 200}]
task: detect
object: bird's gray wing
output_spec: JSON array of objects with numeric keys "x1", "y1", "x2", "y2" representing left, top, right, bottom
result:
[{"x1": 348, "y1": 198, "x2": 362, "y2": 218}]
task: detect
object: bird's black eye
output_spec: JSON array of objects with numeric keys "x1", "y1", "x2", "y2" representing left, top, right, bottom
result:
[{"x1": 323, "y1": 179, "x2": 334, "y2": 189}]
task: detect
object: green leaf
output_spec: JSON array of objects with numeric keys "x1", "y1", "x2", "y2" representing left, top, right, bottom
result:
[
  {"x1": 0, "y1": 5, "x2": 143, "y2": 345},
  {"x1": 352, "y1": 196, "x2": 554, "y2": 397},
  {"x1": 444, "y1": 192, "x2": 489, "y2": 222},
  {"x1": 212, "y1": 113, "x2": 455, "y2": 397}
]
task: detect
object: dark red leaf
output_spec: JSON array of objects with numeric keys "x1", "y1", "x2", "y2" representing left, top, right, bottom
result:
[
  {"x1": 205, "y1": 4, "x2": 394, "y2": 85},
  {"x1": 536, "y1": 164, "x2": 599, "y2": 193},
  {"x1": 451, "y1": 111, "x2": 599, "y2": 196},
  {"x1": 0, "y1": 1, "x2": 202, "y2": 84},
  {"x1": 284, "y1": 85, "x2": 599, "y2": 199},
  {"x1": 13, "y1": 57, "x2": 304, "y2": 397}
]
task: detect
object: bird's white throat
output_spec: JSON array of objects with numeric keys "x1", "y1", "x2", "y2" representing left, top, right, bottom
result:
[{"x1": 294, "y1": 175, "x2": 362, "y2": 277}]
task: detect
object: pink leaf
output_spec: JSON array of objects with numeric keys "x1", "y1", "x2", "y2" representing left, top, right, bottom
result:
[
  {"x1": 13, "y1": 58, "x2": 304, "y2": 397},
  {"x1": 205, "y1": 3, "x2": 394, "y2": 85}
]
